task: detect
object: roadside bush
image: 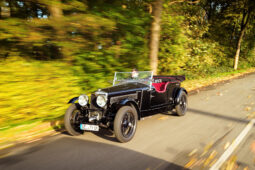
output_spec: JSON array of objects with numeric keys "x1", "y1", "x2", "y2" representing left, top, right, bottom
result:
[{"x1": 0, "y1": 57, "x2": 82, "y2": 130}]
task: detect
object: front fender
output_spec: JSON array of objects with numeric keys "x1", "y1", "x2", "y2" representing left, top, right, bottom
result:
[
  {"x1": 68, "y1": 97, "x2": 78, "y2": 104},
  {"x1": 119, "y1": 98, "x2": 137, "y2": 105},
  {"x1": 175, "y1": 88, "x2": 187, "y2": 104},
  {"x1": 119, "y1": 98, "x2": 141, "y2": 120}
]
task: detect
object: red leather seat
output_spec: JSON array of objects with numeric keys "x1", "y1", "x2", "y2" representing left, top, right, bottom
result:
[{"x1": 152, "y1": 82, "x2": 169, "y2": 93}]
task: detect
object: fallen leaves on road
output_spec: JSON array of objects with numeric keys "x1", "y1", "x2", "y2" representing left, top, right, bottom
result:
[
  {"x1": 224, "y1": 142, "x2": 230, "y2": 150},
  {"x1": 209, "y1": 159, "x2": 218, "y2": 167},
  {"x1": 251, "y1": 141, "x2": 255, "y2": 154},
  {"x1": 222, "y1": 155, "x2": 238, "y2": 170},
  {"x1": 157, "y1": 116, "x2": 168, "y2": 120},
  {"x1": 185, "y1": 149, "x2": 218, "y2": 169},
  {"x1": 204, "y1": 150, "x2": 217, "y2": 167},
  {"x1": 201, "y1": 142, "x2": 214, "y2": 156},
  {"x1": 243, "y1": 166, "x2": 249, "y2": 170},
  {"x1": 184, "y1": 157, "x2": 197, "y2": 169},
  {"x1": 244, "y1": 107, "x2": 252, "y2": 111},
  {"x1": 216, "y1": 92, "x2": 223, "y2": 96},
  {"x1": 247, "y1": 112, "x2": 255, "y2": 119},
  {"x1": 205, "y1": 96, "x2": 210, "y2": 101},
  {"x1": 185, "y1": 128, "x2": 234, "y2": 169},
  {"x1": 188, "y1": 148, "x2": 198, "y2": 157}
]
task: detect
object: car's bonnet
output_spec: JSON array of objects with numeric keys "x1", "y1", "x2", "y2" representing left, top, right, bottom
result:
[{"x1": 100, "y1": 82, "x2": 149, "y2": 96}]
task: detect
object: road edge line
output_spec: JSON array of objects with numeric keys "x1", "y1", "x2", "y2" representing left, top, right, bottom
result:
[{"x1": 209, "y1": 119, "x2": 255, "y2": 170}]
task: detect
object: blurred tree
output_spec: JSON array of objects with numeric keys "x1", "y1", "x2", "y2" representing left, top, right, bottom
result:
[
  {"x1": 0, "y1": 0, "x2": 255, "y2": 79},
  {"x1": 86, "y1": 0, "x2": 151, "y2": 70},
  {"x1": 1, "y1": 0, "x2": 255, "y2": 134},
  {"x1": 233, "y1": 0, "x2": 255, "y2": 69},
  {"x1": 149, "y1": 0, "x2": 201, "y2": 75},
  {"x1": 201, "y1": 0, "x2": 255, "y2": 70},
  {"x1": 0, "y1": 0, "x2": 10, "y2": 18},
  {"x1": 149, "y1": 0, "x2": 163, "y2": 75}
]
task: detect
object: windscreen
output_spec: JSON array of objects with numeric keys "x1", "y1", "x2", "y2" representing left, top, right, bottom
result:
[{"x1": 113, "y1": 71, "x2": 153, "y2": 87}]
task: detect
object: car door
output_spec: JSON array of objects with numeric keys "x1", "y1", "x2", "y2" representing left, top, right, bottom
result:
[{"x1": 150, "y1": 88, "x2": 168, "y2": 108}]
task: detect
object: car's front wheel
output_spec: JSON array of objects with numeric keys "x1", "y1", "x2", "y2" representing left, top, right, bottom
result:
[
  {"x1": 64, "y1": 104, "x2": 83, "y2": 136},
  {"x1": 114, "y1": 106, "x2": 138, "y2": 143},
  {"x1": 175, "y1": 91, "x2": 188, "y2": 116}
]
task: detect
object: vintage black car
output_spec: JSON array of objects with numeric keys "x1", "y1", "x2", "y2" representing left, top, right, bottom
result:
[{"x1": 65, "y1": 71, "x2": 187, "y2": 142}]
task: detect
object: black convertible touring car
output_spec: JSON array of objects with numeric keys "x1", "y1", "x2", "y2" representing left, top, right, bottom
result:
[{"x1": 65, "y1": 71, "x2": 188, "y2": 142}]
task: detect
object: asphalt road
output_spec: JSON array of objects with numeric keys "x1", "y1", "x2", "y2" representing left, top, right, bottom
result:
[{"x1": 1, "y1": 73, "x2": 255, "y2": 170}]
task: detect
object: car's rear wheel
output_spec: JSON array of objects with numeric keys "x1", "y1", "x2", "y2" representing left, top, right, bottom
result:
[
  {"x1": 175, "y1": 91, "x2": 188, "y2": 116},
  {"x1": 64, "y1": 104, "x2": 83, "y2": 136},
  {"x1": 114, "y1": 106, "x2": 138, "y2": 143}
]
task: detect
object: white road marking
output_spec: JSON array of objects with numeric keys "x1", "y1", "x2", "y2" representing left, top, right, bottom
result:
[{"x1": 210, "y1": 119, "x2": 255, "y2": 170}]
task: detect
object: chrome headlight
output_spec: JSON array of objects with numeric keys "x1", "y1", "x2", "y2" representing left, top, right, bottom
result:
[
  {"x1": 96, "y1": 95, "x2": 107, "y2": 107},
  {"x1": 78, "y1": 94, "x2": 88, "y2": 106}
]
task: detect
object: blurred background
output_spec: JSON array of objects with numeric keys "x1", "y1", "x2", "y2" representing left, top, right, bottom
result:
[{"x1": 0, "y1": 0, "x2": 255, "y2": 145}]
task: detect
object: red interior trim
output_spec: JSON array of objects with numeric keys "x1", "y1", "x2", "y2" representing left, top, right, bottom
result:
[{"x1": 152, "y1": 82, "x2": 170, "y2": 93}]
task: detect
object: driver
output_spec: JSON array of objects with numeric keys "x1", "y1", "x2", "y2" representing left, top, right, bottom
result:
[{"x1": 131, "y1": 68, "x2": 138, "y2": 78}]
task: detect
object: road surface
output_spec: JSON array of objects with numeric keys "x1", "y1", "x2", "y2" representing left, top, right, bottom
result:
[{"x1": 1, "y1": 73, "x2": 255, "y2": 170}]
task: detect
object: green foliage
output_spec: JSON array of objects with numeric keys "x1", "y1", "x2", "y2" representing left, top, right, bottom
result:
[
  {"x1": 158, "y1": 0, "x2": 255, "y2": 78},
  {"x1": 0, "y1": 0, "x2": 152, "y2": 131},
  {"x1": 159, "y1": 13, "x2": 188, "y2": 75},
  {"x1": 86, "y1": 1, "x2": 151, "y2": 70},
  {"x1": 158, "y1": 2, "x2": 229, "y2": 78},
  {"x1": 0, "y1": 57, "x2": 82, "y2": 130},
  {"x1": 72, "y1": 0, "x2": 151, "y2": 91},
  {"x1": 201, "y1": 0, "x2": 255, "y2": 68},
  {"x1": 0, "y1": 0, "x2": 255, "y2": 135}
]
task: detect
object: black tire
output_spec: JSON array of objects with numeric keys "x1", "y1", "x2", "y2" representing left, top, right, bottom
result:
[
  {"x1": 64, "y1": 104, "x2": 83, "y2": 136},
  {"x1": 175, "y1": 91, "x2": 188, "y2": 116},
  {"x1": 114, "y1": 106, "x2": 138, "y2": 143}
]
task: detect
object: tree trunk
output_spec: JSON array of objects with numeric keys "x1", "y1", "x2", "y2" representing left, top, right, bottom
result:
[
  {"x1": 0, "y1": 6, "x2": 1, "y2": 19},
  {"x1": 149, "y1": 0, "x2": 163, "y2": 75},
  {"x1": 48, "y1": 3, "x2": 65, "y2": 35},
  {"x1": 1, "y1": 1, "x2": 11, "y2": 18},
  {"x1": 48, "y1": 5, "x2": 63, "y2": 19},
  {"x1": 47, "y1": 1, "x2": 70, "y2": 60},
  {"x1": 48, "y1": 1, "x2": 64, "y2": 35},
  {"x1": 233, "y1": 8, "x2": 250, "y2": 70},
  {"x1": 233, "y1": 28, "x2": 245, "y2": 70}
]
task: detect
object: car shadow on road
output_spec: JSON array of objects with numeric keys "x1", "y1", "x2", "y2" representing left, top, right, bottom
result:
[
  {"x1": 92, "y1": 128, "x2": 119, "y2": 142},
  {"x1": 87, "y1": 111, "x2": 181, "y2": 142},
  {"x1": 0, "y1": 137, "x2": 189, "y2": 170},
  {"x1": 188, "y1": 108, "x2": 250, "y2": 124}
]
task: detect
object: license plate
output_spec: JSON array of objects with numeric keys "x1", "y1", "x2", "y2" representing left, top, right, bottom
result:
[{"x1": 80, "y1": 124, "x2": 99, "y2": 131}]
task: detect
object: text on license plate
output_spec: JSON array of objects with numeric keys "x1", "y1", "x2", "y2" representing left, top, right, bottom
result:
[{"x1": 80, "y1": 124, "x2": 99, "y2": 131}]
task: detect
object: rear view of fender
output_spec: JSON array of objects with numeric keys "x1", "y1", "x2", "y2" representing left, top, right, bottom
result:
[{"x1": 68, "y1": 97, "x2": 78, "y2": 104}]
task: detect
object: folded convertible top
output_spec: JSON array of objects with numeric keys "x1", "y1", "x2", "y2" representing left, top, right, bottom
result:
[{"x1": 153, "y1": 75, "x2": 185, "y2": 82}]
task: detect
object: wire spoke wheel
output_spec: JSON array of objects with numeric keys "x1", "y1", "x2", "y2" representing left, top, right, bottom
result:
[
  {"x1": 180, "y1": 95, "x2": 187, "y2": 112},
  {"x1": 175, "y1": 91, "x2": 188, "y2": 116},
  {"x1": 64, "y1": 104, "x2": 83, "y2": 136},
  {"x1": 70, "y1": 109, "x2": 82, "y2": 132},
  {"x1": 114, "y1": 106, "x2": 138, "y2": 143},
  {"x1": 121, "y1": 112, "x2": 135, "y2": 138}
]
